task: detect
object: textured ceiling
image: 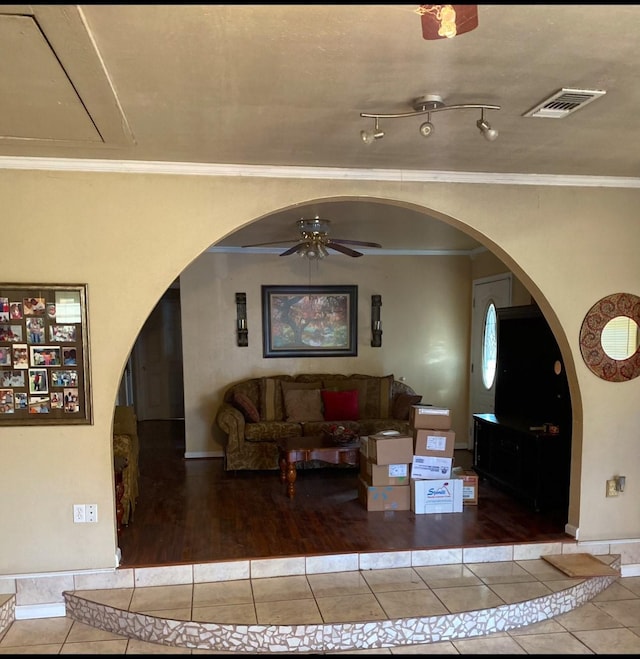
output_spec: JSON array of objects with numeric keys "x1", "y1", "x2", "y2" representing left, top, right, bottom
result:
[{"x1": 2, "y1": 4, "x2": 639, "y2": 252}]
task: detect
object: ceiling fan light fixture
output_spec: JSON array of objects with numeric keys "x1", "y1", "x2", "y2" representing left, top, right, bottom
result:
[
  {"x1": 296, "y1": 242, "x2": 310, "y2": 257},
  {"x1": 242, "y1": 218, "x2": 382, "y2": 259},
  {"x1": 417, "y1": 5, "x2": 479, "y2": 40}
]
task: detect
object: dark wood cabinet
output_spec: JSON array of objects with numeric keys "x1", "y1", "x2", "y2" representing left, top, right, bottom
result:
[
  {"x1": 473, "y1": 413, "x2": 571, "y2": 511},
  {"x1": 473, "y1": 304, "x2": 572, "y2": 511}
]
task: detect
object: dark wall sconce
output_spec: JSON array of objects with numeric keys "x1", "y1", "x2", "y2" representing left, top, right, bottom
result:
[
  {"x1": 371, "y1": 294, "x2": 382, "y2": 347},
  {"x1": 236, "y1": 292, "x2": 248, "y2": 347}
]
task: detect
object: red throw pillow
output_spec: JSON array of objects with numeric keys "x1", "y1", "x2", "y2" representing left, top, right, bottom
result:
[{"x1": 321, "y1": 389, "x2": 359, "y2": 421}]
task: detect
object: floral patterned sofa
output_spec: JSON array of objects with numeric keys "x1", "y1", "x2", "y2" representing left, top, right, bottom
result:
[{"x1": 216, "y1": 373, "x2": 421, "y2": 470}]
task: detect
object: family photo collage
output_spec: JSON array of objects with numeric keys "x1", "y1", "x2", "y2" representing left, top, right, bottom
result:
[{"x1": 0, "y1": 285, "x2": 90, "y2": 424}]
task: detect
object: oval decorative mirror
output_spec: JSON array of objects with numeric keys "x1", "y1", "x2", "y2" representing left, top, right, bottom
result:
[{"x1": 579, "y1": 292, "x2": 640, "y2": 381}]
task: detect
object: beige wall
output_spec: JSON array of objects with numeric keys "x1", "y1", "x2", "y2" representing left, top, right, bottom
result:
[
  {"x1": 470, "y1": 250, "x2": 531, "y2": 306},
  {"x1": 1, "y1": 167, "x2": 639, "y2": 577},
  {"x1": 180, "y1": 251, "x2": 472, "y2": 455}
]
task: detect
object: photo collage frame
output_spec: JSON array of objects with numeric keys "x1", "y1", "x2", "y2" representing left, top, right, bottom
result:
[{"x1": 0, "y1": 284, "x2": 92, "y2": 425}]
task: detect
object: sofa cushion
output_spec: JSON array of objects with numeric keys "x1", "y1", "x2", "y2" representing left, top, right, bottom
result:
[
  {"x1": 321, "y1": 389, "x2": 359, "y2": 421},
  {"x1": 233, "y1": 391, "x2": 261, "y2": 422},
  {"x1": 392, "y1": 393, "x2": 423, "y2": 420},
  {"x1": 284, "y1": 388, "x2": 324, "y2": 422},
  {"x1": 245, "y1": 420, "x2": 302, "y2": 442}
]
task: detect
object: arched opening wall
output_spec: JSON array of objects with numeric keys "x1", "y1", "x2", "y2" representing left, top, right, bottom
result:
[{"x1": 0, "y1": 167, "x2": 638, "y2": 577}]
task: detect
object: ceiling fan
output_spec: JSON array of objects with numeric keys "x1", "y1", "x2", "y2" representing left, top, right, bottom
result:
[{"x1": 242, "y1": 218, "x2": 382, "y2": 259}]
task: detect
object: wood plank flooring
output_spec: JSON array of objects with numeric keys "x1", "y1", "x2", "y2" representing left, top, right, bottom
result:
[{"x1": 117, "y1": 419, "x2": 572, "y2": 568}]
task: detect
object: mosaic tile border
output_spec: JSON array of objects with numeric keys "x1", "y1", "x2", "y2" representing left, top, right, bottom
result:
[
  {"x1": 0, "y1": 595, "x2": 14, "y2": 641},
  {"x1": 63, "y1": 558, "x2": 620, "y2": 653}
]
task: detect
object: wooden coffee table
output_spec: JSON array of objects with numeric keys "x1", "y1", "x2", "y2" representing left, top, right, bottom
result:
[{"x1": 276, "y1": 435, "x2": 360, "y2": 499}]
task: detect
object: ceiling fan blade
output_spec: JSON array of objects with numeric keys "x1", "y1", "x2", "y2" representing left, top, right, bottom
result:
[
  {"x1": 326, "y1": 241, "x2": 363, "y2": 257},
  {"x1": 279, "y1": 243, "x2": 303, "y2": 256},
  {"x1": 330, "y1": 238, "x2": 383, "y2": 248},
  {"x1": 242, "y1": 239, "x2": 298, "y2": 248}
]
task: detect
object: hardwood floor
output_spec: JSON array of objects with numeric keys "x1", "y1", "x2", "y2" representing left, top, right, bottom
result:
[{"x1": 117, "y1": 419, "x2": 573, "y2": 568}]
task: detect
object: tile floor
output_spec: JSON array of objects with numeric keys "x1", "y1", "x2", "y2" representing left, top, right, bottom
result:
[{"x1": 2, "y1": 558, "x2": 640, "y2": 654}]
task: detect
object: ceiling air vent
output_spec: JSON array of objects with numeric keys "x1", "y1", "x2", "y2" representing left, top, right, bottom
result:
[{"x1": 523, "y1": 88, "x2": 606, "y2": 118}]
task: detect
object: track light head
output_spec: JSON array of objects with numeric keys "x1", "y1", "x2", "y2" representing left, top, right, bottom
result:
[
  {"x1": 360, "y1": 129, "x2": 384, "y2": 144},
  {"x1": 477, "y1": 108, "x2": 498, "y2": 141},
  {"x1": 476, "y1": 117, "x2": 498, "y2": 141},
  {"x1": 419, "y1": 116, "x2": 435, "y2": 138},
  {"x1": 360, "y1": 118, "x2": 384, "y2": 144}
]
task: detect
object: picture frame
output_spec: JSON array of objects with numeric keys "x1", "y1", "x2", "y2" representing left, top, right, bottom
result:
[
  {"x1": 0, "y1": 283, "x2": 92, "y2": 425},
  {"x1": 261, "y1": 285, "x2": 358, "y2": 358}
]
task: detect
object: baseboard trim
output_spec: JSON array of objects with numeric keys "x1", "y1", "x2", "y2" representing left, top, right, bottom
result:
[
  {"x1": 184, "y1": 451, "x2": 223, "y2": 459},
  {"x1": 16, "y1": 602, "x2": 66, "y2": 620},
  {"x1": 565, "y1": 523, "x2": 578, "y2": 538}
]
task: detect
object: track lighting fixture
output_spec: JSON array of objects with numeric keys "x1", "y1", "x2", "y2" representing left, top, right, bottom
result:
[
  {"x1": 359, "y1": 94, "x2": 500, "y2": 144},
  {"x1": 360, "y1": 117, "x2": 385, "y2": 144},
  {"x1": 476, "y1": 108, "x2": 499, "y2": 141}
]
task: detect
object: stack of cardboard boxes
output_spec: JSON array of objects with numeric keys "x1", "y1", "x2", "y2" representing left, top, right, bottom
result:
[
  {"x1": 409, "y1": 405, "x2": 478, "y2": 513},
  {"x1": 357, "y1": 431, "x2": 413, "y2": 511},
  {"x1": 409, "y1": 405, "x2": 462, "y2": 513},
  {"x1": 357, "y1": 406, "x2": 478, "y2": 513}
]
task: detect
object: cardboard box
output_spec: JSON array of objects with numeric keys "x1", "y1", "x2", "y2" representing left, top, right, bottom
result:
[
  {"x1": 367, "y1": 434, "x2": 413, "y2": 465},
  {"x1": 454, "y1": 468, "x2": 479, "y2": 505},
  {"x1": 358, "y1": 478, "x2": 410, "y2": 511},
  {"x1": 409, "y1": 405, "x2": 452, "y2": 430},
  {"x1": 413, "y1": 429, "x2": 455, "y2": 458},
  {"x1": 411, "y1": 455, "x2": 453, "y2": 480},
  {"x1": 411, "y1": 478, "x2": 463, "y2": 514},
  {"x1": 360, "y1": 458, "x2": 411, "y2": 486}
]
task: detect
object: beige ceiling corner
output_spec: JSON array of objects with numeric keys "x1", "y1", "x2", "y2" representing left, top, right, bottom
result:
[{"x1": 0, "y1": 5, "x2": 134, "y2": 147}]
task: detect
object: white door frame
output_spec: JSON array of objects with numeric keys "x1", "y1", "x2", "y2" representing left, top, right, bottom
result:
[{"x1": 467, "y1": 274, "x2": 512, "y2": 449}]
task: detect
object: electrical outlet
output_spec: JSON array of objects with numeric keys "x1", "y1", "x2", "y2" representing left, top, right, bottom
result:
[
  {"x1": 606, "y1": 480, "x2": 618, "y2": 497},
  {"x1": 73, "y1": 504, "x2": 86, "y2": 523},
  {"x1": 86, "y1": 504, "x2": 98, "y2": 523}
]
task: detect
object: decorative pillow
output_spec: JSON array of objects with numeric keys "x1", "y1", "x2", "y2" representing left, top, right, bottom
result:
[
  {"x1": 281, "y1": 380, "x2": 322, "y2": 395},
  {"x1": 284, "y1": 389, "x2": 324, "y2": 422},
  {"x1": 321, "y1": 389, "x2": 359, "y2": 421},
  {"x1": 233, "y1": 391, "x2": 260, "y2": 423},
  {"x1": 259, "y1": 377, "x2": 287, "y2": 421},
  {"x1": 350, "y1": 374, "x2": 394, "y2": 418},
  {"x1": 392, "y1": 393, "x2": 423, "y2": 420},
  {"x1": 323, "y1": 379, "x2": 368, "y2": 412}
]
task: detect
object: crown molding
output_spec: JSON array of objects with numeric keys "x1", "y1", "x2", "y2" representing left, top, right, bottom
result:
[{"x1": 0, "y1": 156, "x2": 639, "y2": 188}]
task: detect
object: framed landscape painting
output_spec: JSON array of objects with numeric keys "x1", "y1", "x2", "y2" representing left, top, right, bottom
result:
[{"x1": 262, "y1": 285, "x2": 357, "y2": 358}]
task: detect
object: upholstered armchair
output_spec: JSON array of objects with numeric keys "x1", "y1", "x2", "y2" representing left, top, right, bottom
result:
[{"x1": 112, "y1": 406, "x2": 140, "y2": 526}]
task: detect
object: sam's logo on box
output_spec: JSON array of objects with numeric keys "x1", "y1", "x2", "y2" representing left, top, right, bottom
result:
[{"x1": 426, "y1": 481, "x2": 452, "y2": 498}]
